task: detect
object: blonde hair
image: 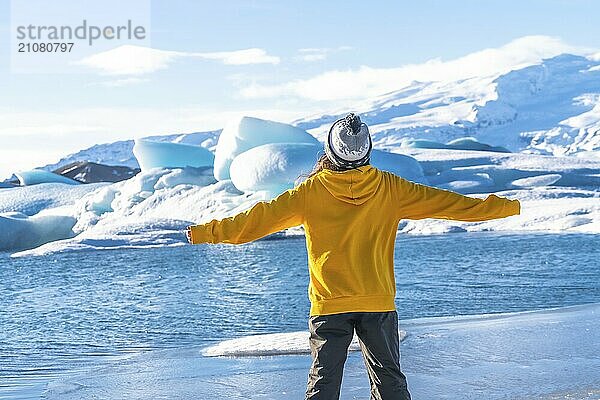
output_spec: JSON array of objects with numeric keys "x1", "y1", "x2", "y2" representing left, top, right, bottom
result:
[{"x1": 304, "y1": 152, "x2": 347, "y2": 180}]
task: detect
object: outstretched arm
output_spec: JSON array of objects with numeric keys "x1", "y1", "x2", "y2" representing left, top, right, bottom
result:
[
  {"x1": 393, "y1": 176, "x2": 520, "y2": 221},
  {"x1": 187, "y1": 186, "x2": 305, "y2": 245}
]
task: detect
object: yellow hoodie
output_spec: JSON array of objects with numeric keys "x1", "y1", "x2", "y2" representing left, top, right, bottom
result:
[{"x1": 189, "y1": 165, "x2": 520, "y2": 316}]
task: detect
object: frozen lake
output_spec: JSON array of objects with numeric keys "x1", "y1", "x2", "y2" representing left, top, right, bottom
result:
[{"x1": 1, "y1": 232, "x2": 599, "y2": 399}]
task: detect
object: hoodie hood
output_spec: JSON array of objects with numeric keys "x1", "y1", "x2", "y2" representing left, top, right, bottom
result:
[{"x1": 315, "y1": 165, "x2": 382, "y2": 205}]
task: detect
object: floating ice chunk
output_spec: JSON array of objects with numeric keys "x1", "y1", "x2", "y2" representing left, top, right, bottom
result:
[
  {"x1": 0, "y1": 209, "x2": 76, "y2": 251},
  {"x1": 511, "y1": 174, "x2": 562, "y2": 188},
  {"x1": 401, "y1": 139, "x2": 449, "y2": 150},
  {"x1": 434, "y1": 172, "x2": 496, "y2": 193},
  {"x1": 370, "y1": 149, "x2": 426, "y2": 183},
  {"x1": 214, "y1": 116, "x2": 319, "y2": 181},
  {"x1": 80, "y1": 167, "x2": 218, "y2": 221},
  {"x1": 133, "y1": 139, "x2": 214, "y2": 171},
  {"x1": 441, "y1": 180, "x2": 494, "y2": 192},
  {"x1": 12, "y1": 180, "x2": 267, "y2": 257},
  {"x1": 446, "y1": 137, "x2": 510, "y2": 153},
  {"x1": 230, "y1": 143, "x2": 321, "y2": 196},
  {"x1": 203, "y1": 330, "x2": 407, "y2": 357},
  {"x1": 154, "y1": 167, "x2": 216, "y2": 190},
  {"x1": 400, "y1": 137, "x2": 509, "y2": 153},
  {"x1": 84, "y1": 186, "x2": 118, "y2": 215},
  {"x1": 408, "y1": 148, "x2": 600, "y2": 192},
  {"x1": 229, "y1": 144, "x2": 426, "y2": 197},
  {"x1": 12, "y1": 217, "x2": 189, "y2": 257},
  {"x1": 14, "y1": 169, "x2": 81, "y2": 186},
  {"x1": 0, "y1": 182, "x2": 107, "y2": 215},
  {"x1": 401, "y1": 220, "x2": 468, "y2": 234}
]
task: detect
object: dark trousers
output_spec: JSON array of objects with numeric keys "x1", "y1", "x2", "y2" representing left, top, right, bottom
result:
[{"x1": 306, "y1": 311, "x2": 411, "y2": 400}]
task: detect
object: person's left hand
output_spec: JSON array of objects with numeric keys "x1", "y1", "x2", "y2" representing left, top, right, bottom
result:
[{"x1": 185, "y1": 226, "x2": 193, "y2": 244}]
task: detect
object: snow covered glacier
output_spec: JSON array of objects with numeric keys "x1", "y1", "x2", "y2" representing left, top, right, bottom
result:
[{"x1": 7, "y1": 138, "x2": 600, "y2": 257}]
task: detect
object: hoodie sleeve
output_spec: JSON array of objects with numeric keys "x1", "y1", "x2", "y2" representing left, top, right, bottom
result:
[
  {"x1": 188, "y1": 185, "x2": 305, "y2": 245},
  {"x1": 392, "y1": 175, "x2": 520, "y2": 221}
]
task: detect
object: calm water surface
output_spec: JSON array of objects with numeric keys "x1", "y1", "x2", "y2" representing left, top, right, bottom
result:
[{"x1": 1, "y1": 232, "x2": 599, "y2": 398}]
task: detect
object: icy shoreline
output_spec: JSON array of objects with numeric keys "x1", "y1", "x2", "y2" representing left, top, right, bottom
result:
[{"x1": 42, "y1": 303, "x2": 600, "y2": 400}]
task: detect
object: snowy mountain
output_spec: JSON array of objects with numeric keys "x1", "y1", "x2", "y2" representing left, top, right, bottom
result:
[
  {"x1": 37, "y1": 53, "x2": 600, "y2": 176},
  {"x1": 296, "y1": 54, "x2": 600, "y2": 157},
  {"x1": 53, "y1": 161, "x2": 140, "y2": 184}
]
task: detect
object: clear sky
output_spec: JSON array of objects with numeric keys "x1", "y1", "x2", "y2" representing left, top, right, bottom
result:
[{"x1": 0, "y1": 0, "x2": 599, "y2": 179}]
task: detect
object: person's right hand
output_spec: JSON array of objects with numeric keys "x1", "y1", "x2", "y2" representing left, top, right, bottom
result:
[{"x1": 185, "y1": 226, "x2": 194, "y2": 244}]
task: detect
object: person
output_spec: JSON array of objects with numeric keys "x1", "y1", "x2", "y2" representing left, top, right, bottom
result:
[{"x1": 186, "y1": 113, "x2": 520, "y2": 400}]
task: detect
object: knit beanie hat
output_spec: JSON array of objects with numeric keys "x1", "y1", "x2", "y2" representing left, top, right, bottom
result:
[{"x1": 325, "y1": 113, "x2": 372, "y2": 169}]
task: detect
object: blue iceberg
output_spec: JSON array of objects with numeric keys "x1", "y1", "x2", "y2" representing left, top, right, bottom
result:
[
  {"x1": 14, "y1": 169, "x2": 81, "y2": 186},
  {"x1": 370, "y1": 149, "x2": 426, "y2": 183},
  {"x1": 401, "y1": 137, "x2": 510, "y2": 153},
  {"x1": 133, "y1": 139, "x2": 214, "y2": 171},
  {"x1": 214, "y1": 116, "x2": 319, "y2": 181},
  {"x1": 229, "y1": 143, "x2": 426, "y2": 198},
  {"x1": 230, "y1": 143, "x2": 322, "y2": 196},
  {"x1": 0, "y1": 211, "x2": 76, "y2": 251}
]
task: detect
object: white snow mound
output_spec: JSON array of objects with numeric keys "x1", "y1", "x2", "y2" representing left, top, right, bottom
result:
[
  {"x1": 230, "y1": 143, "x2": 321, "y2": 196},
  {"x1": 11, "y1": 169, "x2": 266, "y2": 257},
  {"x1": 214, "y1": 116, "x2": 319, "y2": 181}
]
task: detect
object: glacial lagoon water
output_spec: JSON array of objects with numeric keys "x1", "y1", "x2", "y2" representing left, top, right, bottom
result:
[{"x1": 1, "y1": 232, "x2": 599, "y2": 399}]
